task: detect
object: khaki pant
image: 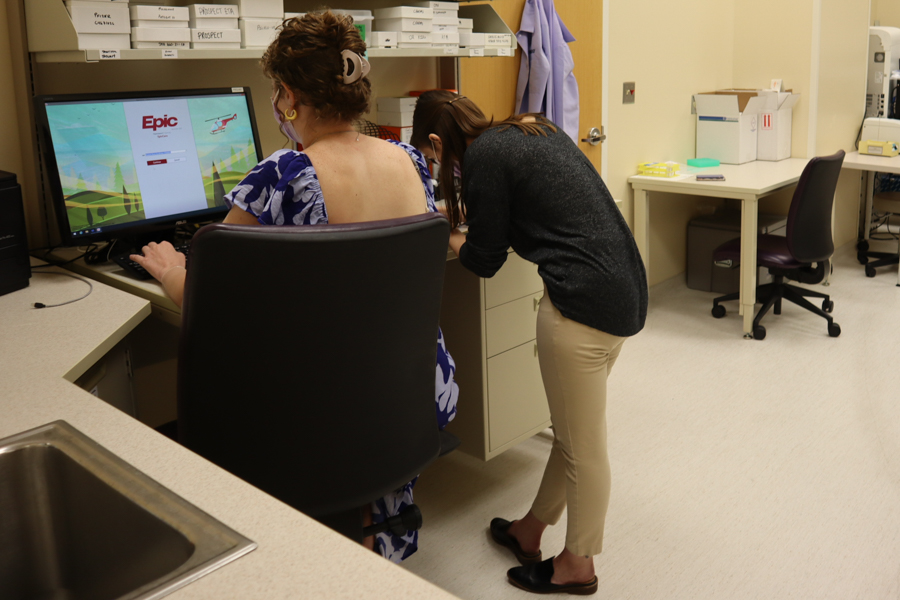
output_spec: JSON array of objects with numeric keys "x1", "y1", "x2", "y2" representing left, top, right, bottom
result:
[{"x1": 531, "y1": 289, "x2": 626, "y2": 557}]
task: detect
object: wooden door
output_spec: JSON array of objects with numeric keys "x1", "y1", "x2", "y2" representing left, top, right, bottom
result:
[{"x1": 459, "y1": 0, "x2": 603, "y2": 172}]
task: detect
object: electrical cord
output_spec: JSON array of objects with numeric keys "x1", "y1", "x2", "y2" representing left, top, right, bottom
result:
[
  {"x1": 29, "y1": 271, "x2": 93, "y2": 308},
  {"x1": 30, "y1": 244, "x2": 97, "y2": 269}
]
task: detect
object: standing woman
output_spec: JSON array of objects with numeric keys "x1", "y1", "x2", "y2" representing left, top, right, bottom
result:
[{"x1": 411, "y1": 91, "x2": 647, "y2": 595}]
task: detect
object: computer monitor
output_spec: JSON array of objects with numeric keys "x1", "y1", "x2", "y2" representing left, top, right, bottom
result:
[{"x1": 33, "y1": 87, "x2": 264, "y2": 247}]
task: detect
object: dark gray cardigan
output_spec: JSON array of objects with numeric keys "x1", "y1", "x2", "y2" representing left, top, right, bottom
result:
[{"x1": 458, "y1": 123, "x2": 648, "y2": 338}]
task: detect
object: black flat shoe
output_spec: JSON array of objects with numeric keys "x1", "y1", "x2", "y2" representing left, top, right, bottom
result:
[
  {"x1": 507, "y1": 557, "x2": 598, "y2": 595},
  {"x1": 489, "y1": 518, "x2": 542, "y2": 565}
]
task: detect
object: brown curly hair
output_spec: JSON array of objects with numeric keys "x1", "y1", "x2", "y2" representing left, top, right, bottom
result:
[{"x1": 261, "y1": 10, "x2": 371, "y2": 122}]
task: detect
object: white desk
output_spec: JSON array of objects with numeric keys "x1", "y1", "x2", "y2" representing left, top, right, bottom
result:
[
  {"x1": 628, "y1": 158, "x2": 809, "y2": 337},
  {"x1": 842, "y1": 151, "x2": 900, "y2": 285}
]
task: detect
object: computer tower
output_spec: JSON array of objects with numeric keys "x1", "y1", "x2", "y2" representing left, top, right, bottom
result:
[{"x1": 0, "y1": 171, "x2": 31, "y2": 297}]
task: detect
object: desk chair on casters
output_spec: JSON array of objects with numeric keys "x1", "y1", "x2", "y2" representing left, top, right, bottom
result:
[
  {"x1": 174, "y1": 213, "x2": 457, "y2": 544},
  {"x1": 710, "y1": 150, "x2": 845, "y2": 340},
  {"x1": 856, "y1": 192, "x2": 900, "y2": 283}
]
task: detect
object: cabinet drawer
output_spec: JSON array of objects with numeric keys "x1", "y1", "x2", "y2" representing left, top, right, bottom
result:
[
  {"x1": 487, "y1": 341, "x2": 550, "y2": 451},
  {"x1": 485, "y1": 291, "x2": 543, "y2": 358},
  {"x1": 484, "y1": 252, "x2": 543, "y2": 309}
]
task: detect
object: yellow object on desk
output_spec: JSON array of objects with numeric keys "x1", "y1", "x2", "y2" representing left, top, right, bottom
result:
[
  {"x1": 860, "y1": 140, "x2": 900, "y2": 157},
  {"x1": 637, "y1": 161, "x2": 680, "y2": 177}
]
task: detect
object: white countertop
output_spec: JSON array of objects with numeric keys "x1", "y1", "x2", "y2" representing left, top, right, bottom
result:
[{"x1": 0, "y1": 262, "x2": 459, "y2": 599}]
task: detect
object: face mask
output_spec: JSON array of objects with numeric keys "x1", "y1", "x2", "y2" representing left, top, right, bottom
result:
[
  {"x1": 272, "y1": 97, "x2": 303, "y2": 145},
  {"x1": 430, "y1": 139, "x2": 441, "y2": 166}
]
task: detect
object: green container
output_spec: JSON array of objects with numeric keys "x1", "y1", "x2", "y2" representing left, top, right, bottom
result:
[{"x1": 687, "y1": 158, "x2": 721, "y2": 168}]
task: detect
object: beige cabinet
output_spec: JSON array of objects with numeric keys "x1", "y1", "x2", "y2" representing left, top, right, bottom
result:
[{"x1": 441, "y1": 252, "x2": 550, "y2": 461}]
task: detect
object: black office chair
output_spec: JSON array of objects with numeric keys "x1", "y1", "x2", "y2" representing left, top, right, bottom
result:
[
  {"x1": 856, "y1": 191, "x2": 900, "y2": 281},
  {"x1": 711, "y1": 150, "x2": 845, "y2": 340},
  {"x1": 173, "y1": 213, "x2": 456, "y2": 543}
]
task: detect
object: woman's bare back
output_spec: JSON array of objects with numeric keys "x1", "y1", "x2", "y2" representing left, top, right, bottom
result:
[{"x1": 303, "y1": 135, "x2": 428, "y2": 224}]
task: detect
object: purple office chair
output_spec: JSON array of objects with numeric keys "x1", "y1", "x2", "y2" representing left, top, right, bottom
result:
[{"x1": 710, "y1": 150, "x2": 845, "y2": 340}]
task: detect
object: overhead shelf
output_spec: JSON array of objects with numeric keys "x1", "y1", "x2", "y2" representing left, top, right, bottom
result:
[{"x1": 26, "y1": 0, "x2": 516, "y2": 63}]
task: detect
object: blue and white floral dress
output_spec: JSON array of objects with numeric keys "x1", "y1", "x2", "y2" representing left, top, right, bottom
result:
[{"x1": 224, "y1": 140, "x2": 459, "y2": 563}]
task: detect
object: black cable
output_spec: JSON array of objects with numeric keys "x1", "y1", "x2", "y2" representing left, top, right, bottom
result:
[
  {"x1": 30, "y1": 244, "x2": 97, "y2": 269},
  {"x1": 855, "y1": 114, "x2": 866, "y2": 150},
  {"x1": 30, "y1": 271, "x2": 93, "y2": 308}
]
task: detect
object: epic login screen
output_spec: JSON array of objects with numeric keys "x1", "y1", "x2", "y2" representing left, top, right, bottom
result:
[{"x1": 46, "y1": 94, "x2": 259, "y2": 235}]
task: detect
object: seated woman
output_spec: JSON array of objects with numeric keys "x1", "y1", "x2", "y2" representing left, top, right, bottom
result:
[{"x1": 132, "y1": 10, "x2": 458, "y2": 564}]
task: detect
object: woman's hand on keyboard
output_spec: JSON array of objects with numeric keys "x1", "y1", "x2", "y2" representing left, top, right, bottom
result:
[{"x1": 131, "y1": 241, "x2": 185, "y2": 282}]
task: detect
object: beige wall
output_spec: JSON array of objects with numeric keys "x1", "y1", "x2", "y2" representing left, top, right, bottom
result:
[
  {"x1": 872, "y1": 0, "x2": 900, "y2": 26},
  {"x1": 818, "y1": 0, "x2": 870, "y2": 248},
  {"x1": 607, "y1": 0, "x2": 735, "y2": 286},
  {"x1": 733, "y1": 0, "x2": 813, "y2": 160}
]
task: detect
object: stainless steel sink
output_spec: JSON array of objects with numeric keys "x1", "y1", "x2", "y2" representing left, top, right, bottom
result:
[{"x1": 0, "y1": 421, "x2": 256, "y2": 600}]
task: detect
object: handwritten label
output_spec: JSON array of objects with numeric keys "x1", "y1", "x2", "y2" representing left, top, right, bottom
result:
[
  {"x1": 469, "y1": 48, "x2": 484, "y2": 57},
  {"x1": 443, "y1": 46, "x2": 456, "y2": 55},
  {"x1": 162, "y1": 49, "x2": 178, "y2": 58},
  {"x1": 498, "y1": 47, "x2": 512, "y2": 57},
  {"x1": 195, "y1": 5, "x2": 237, "y2": 16},
  {"x1": 99, "y1": 49, "x2": 120, "y2": 60}
]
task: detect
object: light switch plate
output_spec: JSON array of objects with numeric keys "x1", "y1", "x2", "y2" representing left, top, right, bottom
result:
[{"x1": 623, "y1": 82, "x2": 635, "y2": 104}]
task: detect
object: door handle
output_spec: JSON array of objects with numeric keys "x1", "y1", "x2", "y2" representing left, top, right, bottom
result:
[{"x1": 581, "y1": 126, "x2": 606, "y2": 146}]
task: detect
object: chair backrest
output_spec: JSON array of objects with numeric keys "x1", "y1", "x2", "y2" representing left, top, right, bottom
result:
[
  {"x1": 177, "y1": 213, "x2": 450, "y2": 517},
  {"x1": 785, "y1": 149, "x2": 845, "y2": 263}
]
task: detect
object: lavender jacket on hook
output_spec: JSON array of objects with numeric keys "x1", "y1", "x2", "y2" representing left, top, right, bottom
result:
[{"x1": 514, "y1": 0, "x2": 580, "y2": 143}]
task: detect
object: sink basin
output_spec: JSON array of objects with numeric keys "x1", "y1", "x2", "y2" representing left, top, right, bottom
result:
[{"x1": 0, "y1": 421, "x2": 256, "y2": 600}]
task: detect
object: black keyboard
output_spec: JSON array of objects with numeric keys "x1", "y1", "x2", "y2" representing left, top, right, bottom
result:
[{"x1": 112, "y1": 243, "x2": 190, "y2": 280}]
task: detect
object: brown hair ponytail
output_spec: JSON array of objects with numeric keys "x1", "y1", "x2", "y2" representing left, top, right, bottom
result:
[{"x1": 411, "y1": 91, "x2": 556, "y2": 229}]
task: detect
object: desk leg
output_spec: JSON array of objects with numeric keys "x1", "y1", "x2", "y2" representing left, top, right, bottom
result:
[
  {"x1": 740, "y1": 195, "x2": 759, "y2": 338},
  {"x1": 633, "y1": 188, "x2": 650, "y2": 276},
  {"x1": 863, "y1": 170, "x2": 874, "y2": 242}
]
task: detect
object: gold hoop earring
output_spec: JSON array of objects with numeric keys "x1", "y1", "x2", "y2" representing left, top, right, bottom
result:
[{"x1": 284, "y1": 109, "x2": 297, "y2": 121}]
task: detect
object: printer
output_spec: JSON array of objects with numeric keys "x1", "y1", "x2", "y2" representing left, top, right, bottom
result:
[
  {"x1": 860, "y1": 117, "x2": 900, "y2": 156},
  {"x1": 0, "y1": 171, "x2": 31, "y2": 297}
]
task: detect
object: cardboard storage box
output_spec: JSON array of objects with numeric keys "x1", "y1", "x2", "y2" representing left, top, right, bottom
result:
[
  {"x1": 414, "y1": 1, "x2": 457, "y2": 9},
  {"x1": 694, "y1": 90, "x2": 768, "y2": 165},
  {"x1": 376, "y1": 96, "x2": 417, "y2": 112},
  {"x1": 378, "y1": 111, "x2": 414, "y2": 127},
  {"x1": 376, "y1": 17, "x2": 431, "y2": 33},
  {"x1": 460, "y1": 32, "x2": 484, "y2": 47},
  {"x1": 132, "y1": 27, "x2": 191, "y2": 42},
  {"x1": 132, "y1": 41, "x2": 189, "y2": 48},
  {"x1": 189, "y1": 4, "x2": 239, "y2": 19},
  {"x1": 188, "y1": 4, "x2": 239, "y2": 28},
  {"x1": 374, "y1": 6, "x2": 432, "y2": 20},
  {"x1": 484, "y1": 33, "x2": 512, "y2": 47},
  {"x1": 65, "y1": 1, "x2": 130, "y2": 33},
  {"x1": 238, "y1": 0, "x2": 283, "y2": 19},
  {"x1": 239, "y1": 18, "x2": 280, "y2": 47},
  {"x1": 130, "y1": 5, "x2": 189, "y2": 22},
  {"x1": 431, "y1": 8, "x2": 458, "y2": 25},
  {"x1": 397, "y1": 32, "x2": 432, "y2": 44},
  {"x1": 131, "y1": 20, "x2": 188, "y2": 28},
  {"x1": 369, "y1": 31, "x2": 397, "y2": 47},
  {"x1": 75, "y1": 32, "x2": 131, "y2": 49},
  {"x1": 191, "y1": 28, "x2": 242, "y2": 42},
  {"x1": 757, "y1": 92, "x2": 800, "y2": 161}
]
